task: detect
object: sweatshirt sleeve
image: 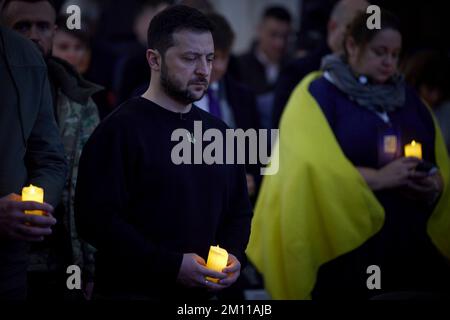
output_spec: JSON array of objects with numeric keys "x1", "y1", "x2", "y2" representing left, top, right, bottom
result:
[
  {"x1": 217, "y1": 163, "x2": 253, "y2": 267},
  {"x1": 25, "y1": 71, "x2": 68, "y2": 207},
  {"x1": 74, "y1": 118, "x2": 183, "y2": 283}
]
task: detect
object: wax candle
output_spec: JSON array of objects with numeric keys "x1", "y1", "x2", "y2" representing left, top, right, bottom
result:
[
  {"x1": 21, "y1": 184, "x2": 44, "y2": 215},
  {"x1": 206, "y1": 245, "x2": 228, "y2": 283},
  {"x1": 404, "y1": 140, "x2": 422, "y2": 159}
]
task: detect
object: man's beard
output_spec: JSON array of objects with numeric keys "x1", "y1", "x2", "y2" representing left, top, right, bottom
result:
[{"x1": 160, "y1": 60, "x2": 208, "y2": 105}]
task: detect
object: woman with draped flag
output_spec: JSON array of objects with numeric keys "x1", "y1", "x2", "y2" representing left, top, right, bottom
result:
[{"x1": 247, "y1": 10, "x2": 450, "y2": 300}]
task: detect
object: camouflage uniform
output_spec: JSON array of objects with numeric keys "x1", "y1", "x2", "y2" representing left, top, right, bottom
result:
[
  {"x1": 56, "y1": 92, "x2": 100, "y2": 281},
  {"x1": 29, "y1": 57, "x2": 102, "y2": 285}
]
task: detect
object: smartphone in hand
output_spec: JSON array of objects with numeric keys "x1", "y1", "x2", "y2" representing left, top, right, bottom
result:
[{"x1": 415, "y1": 161, "x2": 438, "y2": 176}]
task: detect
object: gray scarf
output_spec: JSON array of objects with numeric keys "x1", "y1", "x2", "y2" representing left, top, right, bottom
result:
[{"x1": 321, "y1": 54, "x2": 405, "y2": 113}]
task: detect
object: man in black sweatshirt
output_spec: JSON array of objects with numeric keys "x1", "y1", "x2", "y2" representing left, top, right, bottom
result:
[{"x1": 75, "y1": 5, "x2": 252, "y2": 300}]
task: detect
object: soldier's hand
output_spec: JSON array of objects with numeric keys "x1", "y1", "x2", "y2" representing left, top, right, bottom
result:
[{"x1": 0, "y1": 193, "x2": 56, "y2": 241}]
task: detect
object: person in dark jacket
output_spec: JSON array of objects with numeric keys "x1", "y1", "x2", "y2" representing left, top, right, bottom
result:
[
  {"x1": 0, "y1": 23, "x2": 67, "y2": 300},
  {"x1": 1, "y1": 0, "x2": 101, "y2": 300},
  {"x1": 233, "y1": 6, "x2": 292, "y2": 130}
]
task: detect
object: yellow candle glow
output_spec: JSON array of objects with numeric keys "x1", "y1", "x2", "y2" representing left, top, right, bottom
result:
[
  {"x1": 206, "y1": 245, "x2": 228, "y2": 283},
  {"x1": 21, "y1": 184, "x2": 44, "y2": 215},
  {"x1": 404, "y1": 140, "x2": 422, "y2": 159}
]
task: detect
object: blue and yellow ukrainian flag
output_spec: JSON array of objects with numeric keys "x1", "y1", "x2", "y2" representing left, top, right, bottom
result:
[{"x1": 246, "y1": 72, "x2": 450, "y2": 300}]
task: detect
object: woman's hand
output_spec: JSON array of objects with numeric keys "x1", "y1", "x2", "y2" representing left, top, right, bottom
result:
[
  {"x1": 358, "y1": 157, "x2": 423, "y2": 191},
  {"x1": 404, "y1": 173, "x2": 443, "y2": 204}
]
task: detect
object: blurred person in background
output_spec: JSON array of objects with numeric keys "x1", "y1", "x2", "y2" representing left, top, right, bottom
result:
[
  {"x1": 113, "y1": 0, "x2": 169, "y2": 104},
  {"x1": 272, "y1": 0, "x2": 369, "y2": 129},
  {"x1": 403, "y1": 50, "x2": 450, "y2": 154},
  {"x1": 53, "y1": 14, "x2": 91, "y2": 75},
  {"x1": 234, "y1": 5, "x2": 292, "y2": 130},
  {"x1": 196, "y1": 12, "x2": 261, "y2": 201}
]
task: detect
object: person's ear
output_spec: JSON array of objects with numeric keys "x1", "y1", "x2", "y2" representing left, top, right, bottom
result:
[
  {"x1": 345, "y1": 36, "x2": 358, "y2": 60},
  {"x1": 146, "y1": 49, "x2": 161, "y2": 71}
]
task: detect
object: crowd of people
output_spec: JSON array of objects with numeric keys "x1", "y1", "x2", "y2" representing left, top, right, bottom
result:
[{"x1": 0, "y1": 0, "x2": 449, "y2": 301}]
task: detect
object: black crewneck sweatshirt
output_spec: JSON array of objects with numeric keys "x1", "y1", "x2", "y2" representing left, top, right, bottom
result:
[{"x1": 75, "y1": 97, "x2": 252, "y2": 300}]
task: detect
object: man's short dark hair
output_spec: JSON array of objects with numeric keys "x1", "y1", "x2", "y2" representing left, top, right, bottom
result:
[
  {"x1": 206, "y1": 13, "x2": 234, "y2": 53},
  {"x1": 262, "y1": 5, "x2": 291, "y2": 24},
  {"x1": 147, "y1": 5, "x2": 214, "y2": 55}
]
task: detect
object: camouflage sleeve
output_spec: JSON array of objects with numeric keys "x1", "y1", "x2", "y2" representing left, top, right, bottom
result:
[
  {"x1": 75, "y1": 98, "x2": 100, "y2": 279},
  {"x1": 26, "y1": 70, "x2": 68, "y2": 206},
  {"x1": 82, "y1": 242, "x2": 97, "y2": 281},
  {"x1": 80, "y1": 97, "x2": 101, "y2": 147}
]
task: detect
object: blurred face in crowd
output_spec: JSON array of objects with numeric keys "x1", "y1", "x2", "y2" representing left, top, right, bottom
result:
[
  {"x1": 419, "y1": 85, "x2": 444, "y2": 108},
  {"x1": 53, "y1": 30, "x2": 89, "y2": 74},
  {"x1": 346, "y1": 28, "x2": 402, "y2": 84},
  {"x1": 2, "y1": 0, "x2": 56, "y2": 57},
  {"x1": 134, "y1": 2, "x2": 169, "y2": 46},
  {"x1": 210, "y1": 49, "x2": 229, "y2": 83},
  {"x1": 155, "y1": 29, "x2": 214, "y2": 105},
  {"x1": 258, "y1": 17, "x2": 291, "y2": 63},
  {"x1": 327, "y1": 0, "x2": 369, "y2": 54}
]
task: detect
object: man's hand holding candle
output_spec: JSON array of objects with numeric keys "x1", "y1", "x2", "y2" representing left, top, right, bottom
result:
[
  {"x1": 216, "y1": 253, "x2": 241, "y2": 288},
  {"x1": 177, "y1": 252, "x2": 242, "y2": 291},
  {"x1": 177, "y1": 253, "x2": 227, "y2": 290},
  {"x1": 0, "y1": 193, "x2": 56, "y2": 241}
]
